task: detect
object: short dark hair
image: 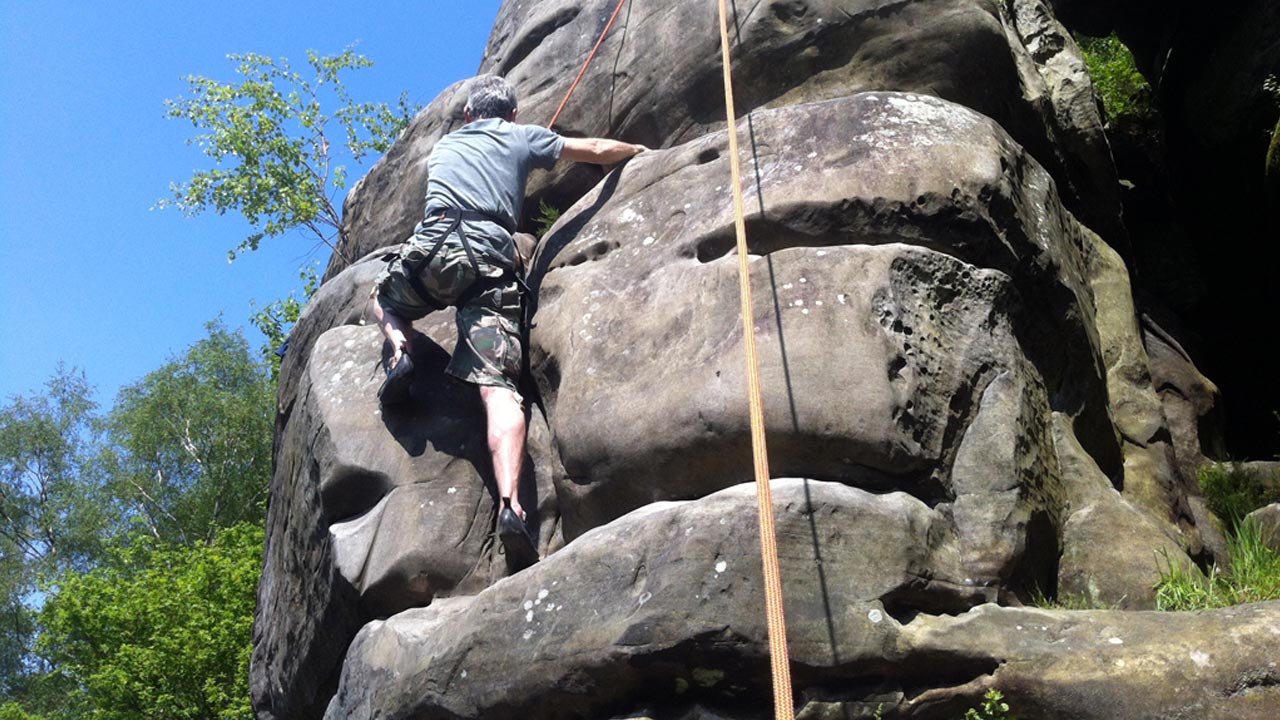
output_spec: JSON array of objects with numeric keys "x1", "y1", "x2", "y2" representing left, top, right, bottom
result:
[{"x1": 465, "y1": 75, "x2": 517, "y2": 120}]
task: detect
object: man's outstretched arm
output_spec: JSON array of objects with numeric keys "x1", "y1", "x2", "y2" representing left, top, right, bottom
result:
[{"x1": 561, "y1": 137, "x2": 648, "y2": 165}]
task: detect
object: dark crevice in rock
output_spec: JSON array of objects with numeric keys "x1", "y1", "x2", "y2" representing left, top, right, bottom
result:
[
  {"x1": 797, "y1": 658, "x2": 1002, "y2": 711},
  {"x1": 1005, "y1": 508, "x2": 1061, "y2": 603},
  {"x1": 1223, "y1": 668, "x2": 1280, "y2": 697},
  {"x1": 320, "y1": 467, "x2": 393, "y2": 525},
  {"x1": 690, "y1": 199, "x2": 998, "y2": 266},
  {"x1": 880, "y1": 583, "x2": 993, "y2": 625},
  {"x1": 794, "y1": 469, "x2": 951, "y2": 509}
]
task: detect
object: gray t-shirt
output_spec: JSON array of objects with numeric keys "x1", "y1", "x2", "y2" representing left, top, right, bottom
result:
[{"x1": 423, "y1": 118, "x2": 564, "y2": 266}]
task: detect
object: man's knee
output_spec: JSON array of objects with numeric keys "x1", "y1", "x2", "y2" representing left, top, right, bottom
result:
[{"x1": 480, "y1": 385, "x2": 525, "y2": 435}]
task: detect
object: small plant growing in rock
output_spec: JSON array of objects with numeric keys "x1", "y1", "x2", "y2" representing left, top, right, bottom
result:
[
  {"x1": 1198, "y1": 462, "x2": 1279, "y2": 530},
  {"x1": 534, "y1": 199, "x2": 562, "y2": 238},
  {"x1": 963, "y1": 689, "x2": 1016, "y2": 720},
  {"x1": 1029, "y1": 586, "x2": 1117, "y2": 610}
]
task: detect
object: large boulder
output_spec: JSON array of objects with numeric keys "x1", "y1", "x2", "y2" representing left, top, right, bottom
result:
[
  {"x1": 252, "y1": 3, "x2": 1238, "y2": 718},
  {"x1": 1080, "y1": 229, "x2": 1225, "y2": 564},
  {"x1": 528, "y1": 91, "x2": 1199, "y2": 603},
  {"x1": 326, "y1": 0, "x2": 1122, "y2": 280},
  {"x1": 251, "y1": 250, "x2": 567, "y2": 720},
  {"x1": 323, "y1": 480, "x2": 1280, "y2": 720}
]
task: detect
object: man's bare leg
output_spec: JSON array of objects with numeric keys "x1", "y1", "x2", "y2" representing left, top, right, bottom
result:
[
  {"x1": 480, "y1": 385, "x2": 527, "y2": 521},
  {"x1": 373, "y1": 301, "x2": 413, "y2": 367}
]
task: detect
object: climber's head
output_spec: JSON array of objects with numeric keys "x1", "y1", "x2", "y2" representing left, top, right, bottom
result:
[{"x1": 464, "y1": 74, "x2": 518, "y2": 123}]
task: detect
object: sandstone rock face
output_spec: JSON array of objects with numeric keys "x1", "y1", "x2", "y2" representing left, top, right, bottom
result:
[
  {"x1": 527, "y1": 92, "x2": 1202, "y2": 607},
  {"x1": 1142, "y1": 316, "x2": 1224, "y2": 482},
  {"x1": 253, "y1": 2, "x2": 1240, "y2": 718},
  {"x1": 1054, "y1": 0, "x2": 1280, "y2": 458},
  {"x1": 252, "y1": 250, "x2": 566, "y2": 720},
  {"x1": 327, "y1": 0, "x2": 1122, "y2": 280},
  {"x1": 1248, "y1": 504, "x2": 1280, "y2": 553},
  {"x1": 1080, "y1": 229, "x2": 1223, "y2": 564},
  {"x1": 323, "y1": 481, "x2": 1280, "y2": 720}
]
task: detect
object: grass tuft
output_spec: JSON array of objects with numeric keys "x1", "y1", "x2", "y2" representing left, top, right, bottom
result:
[{"x1": 1155, "y1": 519, "x2": 1280, "y2": 611}]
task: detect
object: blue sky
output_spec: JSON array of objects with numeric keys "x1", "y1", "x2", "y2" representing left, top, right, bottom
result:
[{"x1": 0, "y1": 1, "x2": 502, "y2": 406}]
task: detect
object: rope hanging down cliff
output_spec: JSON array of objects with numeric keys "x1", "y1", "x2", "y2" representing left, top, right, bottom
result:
[
  {"x1": 548, "y1": 0, "x2": 631, "y2": 129},
  {"x1": 716, "y1": 0, "x2": 795, "y2": 717},
  {"x1": 548, "y1": 1, "x2": 795, "y2": 717}
]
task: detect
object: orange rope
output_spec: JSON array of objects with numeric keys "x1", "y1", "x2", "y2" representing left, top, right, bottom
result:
[
  {"x1": 545, "y1": 1, "x2": 793, "y2": 711},
  {"x1": 716, "y1": 1, "x2": 794, "y2": 718},
  {"x1": 548, "y1": 0, "x2": 630, "y2": 129}
]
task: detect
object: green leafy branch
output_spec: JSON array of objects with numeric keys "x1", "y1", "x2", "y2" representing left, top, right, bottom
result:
[
  {"x1": 1076, "y1": 34, "x2": 1154, "y2": 122},
  {"x1": 159, "y1": 49, "x2": 417, "y2": 261},
  {"x1": 250, "y1": 263, "x2": 320, "y2": 377}
]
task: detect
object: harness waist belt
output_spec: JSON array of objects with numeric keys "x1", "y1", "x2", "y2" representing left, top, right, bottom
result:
[
  {"x1": 404, "y1": 207, "x2": 527, "y2": 310},
  {"x1": 427, "y1": 207, "x2": 517, "y2": 235}
]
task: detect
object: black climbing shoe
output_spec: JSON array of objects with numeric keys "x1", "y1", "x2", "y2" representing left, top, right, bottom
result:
[
  {"x1": 378, "y1": 353, "x2": 415, "y2": 406},
  {"x1": 499, "y1": 501, "x2": 538, "y2": 568}
]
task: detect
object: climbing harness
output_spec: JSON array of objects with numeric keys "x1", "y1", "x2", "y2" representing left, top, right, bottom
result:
[
  {"x1": 546, "y1": 2, "x2": 796, "y2": 717},
  {"x1": 402, "y1": 208, "x2": 528, "y2": 310}
]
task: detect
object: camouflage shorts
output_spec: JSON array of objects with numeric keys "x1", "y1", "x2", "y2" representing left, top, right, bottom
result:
[{"x1": 375, "y1": 232, "x2": 523, "y2": 392}]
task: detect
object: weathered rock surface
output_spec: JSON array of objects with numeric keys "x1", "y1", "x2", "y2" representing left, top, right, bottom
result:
[
  {"x1": 252, "y1": 250, "x2": 567, "y2": 720},
  {"x1": 326, "y1": 0, "x2": 1121, "y2": 280},
  {"x1": 1080, "y1": 229, "x2": 1223, "y2": 564},
  {"x1": 1142, "y1": 315, "x2": 1224, "y2": 483},
  {"x1": 529, "y1": 92, "x2": 1205, "y2": 603},
  {"x1": 324, "y1": 480, "x2": 1280, "y2": 720},
  {"x1": 1248, "y1": 503, "x2": 1280, "y2": 553},
  {"x1": 253, "y1": 2, "x2": 1245, "y2": 719}
]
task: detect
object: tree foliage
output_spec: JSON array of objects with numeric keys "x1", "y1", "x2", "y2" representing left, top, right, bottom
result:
[
  {"x1": 1076, "y1": 34, "x2": 1154, "y2": 121},
  {"x1": 249, "y1": 263, "x2": 319, "y2": 379},
  {"x1": 37, "y1": 524, "x2": 264, "y2": 720},
  {"x1": 160, "y1": 49, "x2": 416, "y2": 260},
  {"x1": 103, "y1": 322, "x2": 273, "y2": 545},
  {"x1": 0, "y1": 369, "x2": 111, "y2": 573},
  {"x1": 0, "y1": 369, "x2": 112, "y2": 703},
  {"x1": 0, "y1": 326, "x2": 275, "y2": 715}
]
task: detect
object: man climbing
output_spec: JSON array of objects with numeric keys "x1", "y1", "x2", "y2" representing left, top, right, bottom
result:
[{"x1": 371, "y1": 74, "x2": 647, "y2": 563}]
